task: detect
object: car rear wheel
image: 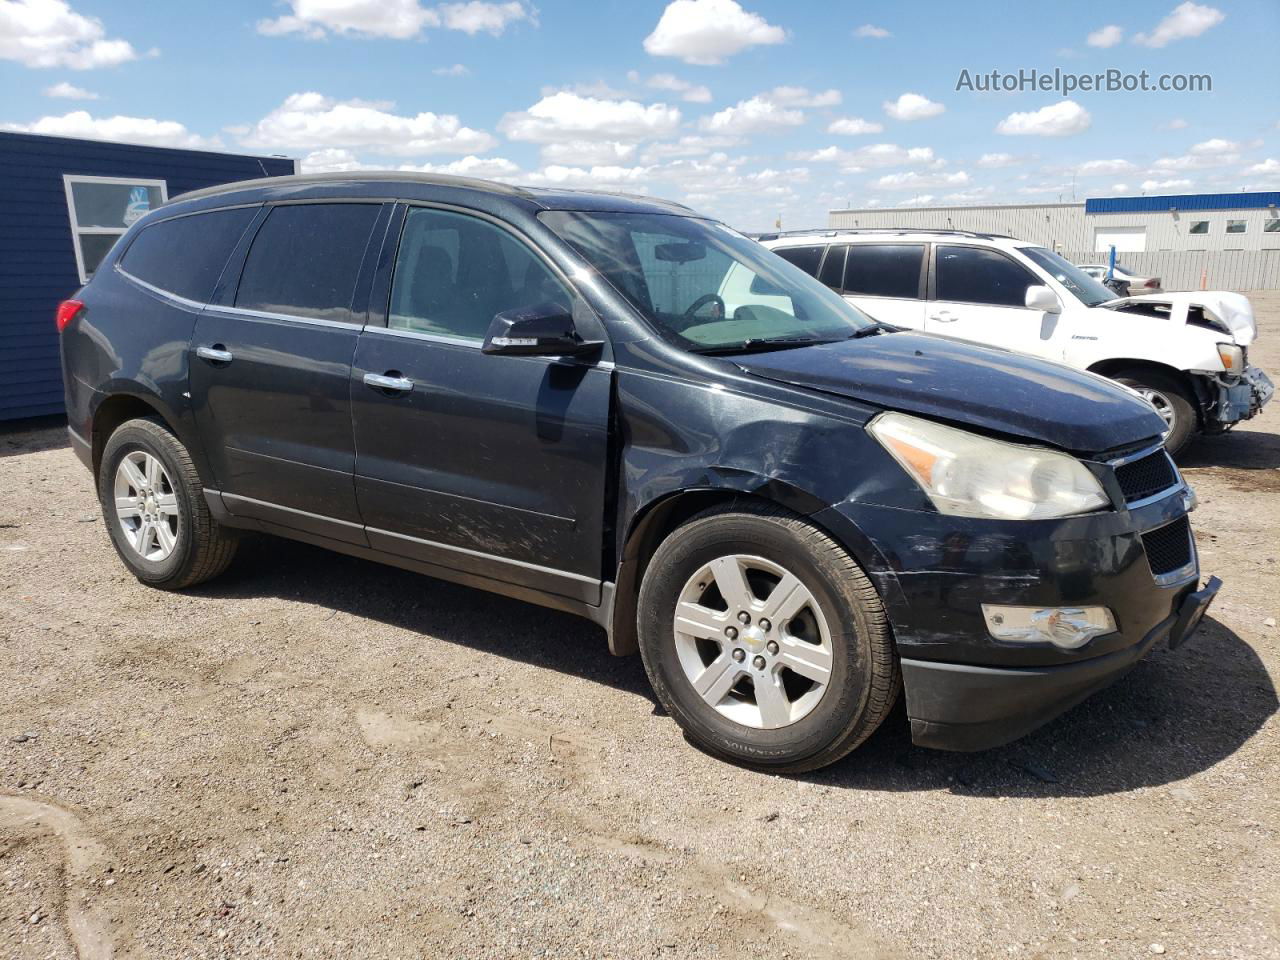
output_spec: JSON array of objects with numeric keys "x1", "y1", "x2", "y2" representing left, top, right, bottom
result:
[
  {"x1": 1114, "y1": 370, "x2": 1197, "y2": 456},
  {"x1": 636, "y1": 502, "x2": 900, "y2": 772},
  {"x1": 98, "y1": 417, "x2": 238, "y2": 589}
]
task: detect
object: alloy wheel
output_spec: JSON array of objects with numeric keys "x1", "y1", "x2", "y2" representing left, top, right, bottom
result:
[
  {"x1": 673, "y1": 554, "x2": 834, "y2": 730},
  {"x1": 113, "y1": 451, "x2": 180, "y2": 562}
]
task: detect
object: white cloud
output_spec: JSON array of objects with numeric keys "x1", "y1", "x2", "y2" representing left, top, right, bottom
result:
[
  {"x1": 643, "y1": 0, "x2": 785, "y2": 66},
  {"x1": 242, "y1": 92, "x2": 497, "y2": 154},
  {"x1": 882, "y1": 92, "x2": 944, "y2": 121},
  {"x1": 996, "y1": 100, "x2": 1091, "y2": 137},
  {"x1": 977, "y1": 152, "x2": 1019, "y2": 168},
  {"x1": 700, "y1": 96, "x2": 804, "y2": 135},
  {"x1": 1141, "y1": 177, "x2": 1193, "y2": 191},
  {"x1": 639, "y1": 135, "x2": 741, "y2": 160},
  {"x1": 941, "y1": 186, "x2": 996, "y2": 204},
  {"x1": 4, "y1": 110, "x2": 213, "y2": 148},
  {"x1": 259, "y1": 0, "x2": 437, "y2": 38},
  {"x1": 1189, "y1": 137, "x2": 1238, "y2": 155},
  {"x1": 1151, "y1": 138, "x2": 1241, "y2": 171},
  {"x1": 258, "y1": 0, "x2": 533, "y2": 39},
  {"x1": 44, "y1": 80, "x2": 97, "y2": 99},
  {"x1": 1244, "y1": 158, "x2": 1280, "y2": 176},
  {"x1": 522, "y1": 164, "x2": 653, "y2": 190},
  {"x1": 1077, "y1": 158, "x2": 1136, "y2": 176},
  {"x1": 436, "y1": 1, "x2": 532, "y2": 34},
  {"x1": 1134, "y1": 2, "x2": 1224, "y2": 47},
  {"x1": 300, "y1": 148, "x2": 370, "y2": 172},
  {"x1": 1112, "y1": 183, "x2": 1130, "y2": 193},
  {"x1": 1161, "y1": 117, "x2": 1189, "y2": 130},
  {"x1": 827, "y1": 116, "x2": 883, "y2": 136},
  {"x1": 763, "y1": 86, "x2": 841, "y2": 108},
  {"x1": 801, "y1": 143, "x2": 937, "y2": 172},
  {"x1": 874, "y1": 170, "x2": 970, "y2": 191},
  {"x1": 398, "y1": 155, "x2": 520, "y2": 177},
  {"x1": 433, "y1": 63, "x2": 469, "y2": 76},
  {"x1": 1086, "y1": 24, "x2": 1123, "y2": 47},
  {"x1": 854, "y1": 24, "x2": 890, "y2": 38},
  {"x1": 899, "y1": 195, "x2": 934, "y2": 206},
  {"x1": 0, "y1": 0, "x2": 139, "y2": 69},
  {"x1": 642, "y1": 73, "x2": 712, "y2": 103},
  {"x1": 500, "y1": 92, "x2": 680, "y2": 144},
  {"x1": 540, "y1": 140, "x2": 638, "y2": 165}
]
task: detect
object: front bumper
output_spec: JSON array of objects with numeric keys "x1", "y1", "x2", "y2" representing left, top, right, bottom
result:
[
  {"x1": 1210, "y1": 364, "x2": 1273, "y2": 427},
  {"x1": 816, "y1": 484, "x2": 1211, "y2": 751},
  {"x1": 904, "y1": 576, "x2": 1220, "y2": 750}
]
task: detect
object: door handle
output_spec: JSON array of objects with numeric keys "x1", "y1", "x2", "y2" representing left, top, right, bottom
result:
[
  {"x1": 196, "y1": 345, "x2": 234, "y2": 363},
  {"x1": 363, "y1": 372, "x2": 414, "y2": 394},
  {"x1": 929, "y1": 312, "x2": 956, "y2": 323}
]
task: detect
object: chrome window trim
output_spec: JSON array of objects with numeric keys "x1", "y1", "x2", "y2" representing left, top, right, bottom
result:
[
  {"x1": 210, "y1": 303, "x2": 361, "y2": 329},
  {"x1": 115, "y1": 265, "x2": 206, "y2": 311}
]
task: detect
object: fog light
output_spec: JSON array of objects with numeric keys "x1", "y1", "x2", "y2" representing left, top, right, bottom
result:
[{"x1": 981, "y1": 605, "x2": 1117, "y2": 650}]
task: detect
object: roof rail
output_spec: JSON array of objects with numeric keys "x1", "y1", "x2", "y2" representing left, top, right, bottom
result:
[
  {"x1": 173, "y1": 170, "x2": 535, "y2": 204},
  {"x1": 754, "y1": 227, "x2": 1014, "y2": 242}
]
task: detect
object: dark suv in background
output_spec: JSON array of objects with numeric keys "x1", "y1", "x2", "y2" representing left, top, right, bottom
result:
[{"x1": 58, "y1": 173, "x2": 1219, "y2": 771}]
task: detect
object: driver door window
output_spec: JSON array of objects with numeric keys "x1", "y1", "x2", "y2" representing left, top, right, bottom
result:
[{"x1": 389, "y1": 207, "x2": 571, "y2": 341}]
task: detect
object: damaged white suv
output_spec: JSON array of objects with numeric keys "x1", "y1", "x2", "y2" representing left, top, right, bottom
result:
[{"x1": 755, "y1": 229, "x2": 1273, "y2": 454}]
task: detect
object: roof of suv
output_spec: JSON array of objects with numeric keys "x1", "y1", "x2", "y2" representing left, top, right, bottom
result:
[
  {"x1": 172, "y1": 171, "x2": 699, "y2": 216},
  {"x1": 758, "y1": 228, "x2": 1033, "y2": 250}
]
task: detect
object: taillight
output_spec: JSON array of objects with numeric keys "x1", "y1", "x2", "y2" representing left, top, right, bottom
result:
[
  {"x1": 1145, "y1": 278, "x2": 1160, "y2": 288},
  {"x1": 55, "y1": 299, "x2": 84, "y2": 332}
]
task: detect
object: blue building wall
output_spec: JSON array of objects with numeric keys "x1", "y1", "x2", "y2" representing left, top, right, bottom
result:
[{"x1": 0, "y1": 132, "x2": 295, "y2": 421}]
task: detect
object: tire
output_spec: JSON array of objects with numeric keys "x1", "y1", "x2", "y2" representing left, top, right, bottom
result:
[
  {"x1": 1114, "y1": 369, "x2": 1197, "y2": 457},
  {"x1": 97, "y1": 417, "x2": 238, "y2": 589},
  {"x1": 636, "y1": 502, "x2": 900, "y2": 773}
]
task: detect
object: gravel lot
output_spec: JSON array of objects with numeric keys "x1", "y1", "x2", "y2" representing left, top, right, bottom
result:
[{"x1": 3, "y1": 294, "x2": 1279, "y2": 960}]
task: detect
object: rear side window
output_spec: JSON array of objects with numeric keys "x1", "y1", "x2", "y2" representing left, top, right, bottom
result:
[
  {"x1": 844, "y1": 244, "x2": 923, "y2": 299},
  {"x1": 936, "y1": 245, "x2": 1037, "y2": 308},
  {"x1": 235, "y1": 203, "x2": 381, "y2": 323},
  {"x1": 818, "y1": 245, "x2": 847, "y2": 290},
  {"x1": 120, "y1": 208, "x2": 256, "y2": 303},
  {"x1": 772, "y1": 244, "x2": 824, "y2": 277}
]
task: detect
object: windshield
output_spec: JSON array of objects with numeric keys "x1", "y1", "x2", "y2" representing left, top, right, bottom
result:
[
  {"x1": 1020, "y1": 246, "x2": 1117, "y2": 308},
  {"x1": 539, "y1": 210, "x2": 873, "y2": 352}
]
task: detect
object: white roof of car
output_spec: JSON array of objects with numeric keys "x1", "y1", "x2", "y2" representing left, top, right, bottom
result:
[{"x1": 761, "y1": 229, "x2": 1032, "y2": 251}]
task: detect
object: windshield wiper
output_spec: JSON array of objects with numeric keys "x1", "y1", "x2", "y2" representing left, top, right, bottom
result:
[
  {"x1": 694, "y1": 336, "x2": 842, "y2": 356},
  {"x1": 848, "y1": 321, "x2": 899, "y2": 339}
]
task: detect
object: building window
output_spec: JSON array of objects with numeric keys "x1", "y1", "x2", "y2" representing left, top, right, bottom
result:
[
  {"x1": 63, "y1": 175, "x2": 168, "y2": 284},
  {"x1": 1225, "y1": 220, "x2": 1247, "y2": 234},
  {"x1": 1264, "y1": 218, "x2": 1280, "y2": 233},
  {"x1": 1188, "y1": 220, "x2": 1210, "y2": 234}
]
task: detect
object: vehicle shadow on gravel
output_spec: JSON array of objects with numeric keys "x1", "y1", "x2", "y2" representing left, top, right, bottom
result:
[
  {"x1": 185, "y1": 534, "x2": 655, "y2": 700},
  {"x1": 1179, "y1": 427, "x2": 1280, "y2": 470},
  {"x1": 813, "y1": 616, "x2": 1277, "y2": 798}
]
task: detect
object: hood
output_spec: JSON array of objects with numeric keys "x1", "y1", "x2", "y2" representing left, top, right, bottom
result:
[
  {"x1": 1104, "y1": 291, "x2": 1256, "y2": 346},
  {"x1": 735, "y1": 331, "x2": 1166, "y2": 454}
]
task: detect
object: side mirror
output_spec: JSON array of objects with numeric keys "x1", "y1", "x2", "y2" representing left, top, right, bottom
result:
[
  {"x1": 1025, "y1": 284, "x2": 1062, "y2": 314},
  {"x1": 481, "y1": 301, "x2": 602, "y2": 357}
]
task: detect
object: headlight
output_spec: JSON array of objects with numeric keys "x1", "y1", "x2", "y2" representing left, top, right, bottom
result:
[
  {"x1": 868, "y1": 412, "x2": 1110, "y2": 520},
  {"x1": 1217, "y1": 342, "x2": 1243, "y2": 374}
]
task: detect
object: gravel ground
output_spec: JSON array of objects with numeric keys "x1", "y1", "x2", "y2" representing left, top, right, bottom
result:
[{"x1": 2, "y1": 294, "x2": 1279, "y2": 960}]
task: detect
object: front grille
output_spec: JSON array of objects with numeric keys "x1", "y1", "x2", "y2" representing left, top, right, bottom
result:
[
  {"x1": 1115, "y1": 450, "x2": 1178, "y2": 503},
  {"x1": 1142, "y1": 515, "x2": 1193, "y2": 577}
]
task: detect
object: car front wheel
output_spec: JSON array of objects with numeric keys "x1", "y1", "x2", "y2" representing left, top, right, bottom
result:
[
  {"x1": 636, "y1": 503, "x2": 900, "y2": 772},
  {"x1": 1114, "y1": 370, "x2": 1197, "y2": 456}
]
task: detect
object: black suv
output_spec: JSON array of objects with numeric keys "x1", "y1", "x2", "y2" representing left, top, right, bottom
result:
[{"x1": 58, "y1": 173, "x2": 1219, "y2": 771}]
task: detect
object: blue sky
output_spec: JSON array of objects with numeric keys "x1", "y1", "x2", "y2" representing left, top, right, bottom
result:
[{"x1": 2, "y1": 0, "x2": 1278, "y2": 231}]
